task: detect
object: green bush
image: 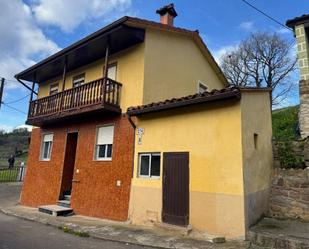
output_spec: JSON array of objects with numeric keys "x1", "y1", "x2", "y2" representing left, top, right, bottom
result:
[
  {"x1": 276, "y1": 141, "x2": 305, "y2": 169},
  {"x1": 272, "y1": 105, "x2": 299, "y2": 140}
]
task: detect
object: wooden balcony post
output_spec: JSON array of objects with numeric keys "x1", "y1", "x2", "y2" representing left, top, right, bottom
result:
[
  {"x1": 103, "y1": 37, "x2": 110, "y2": 104},
  {"x1": 62, "y1": 56, "x2": 67, "y2": 91},
  {"x1": 60, "y1": 57, "x2": 67, "y2": 111},
  {"x1": 103, "y1": 37, "x2": 110, "y2": 78},
  {"x1": 28, "y1": 74, "x2": 36, "y2": 117}
]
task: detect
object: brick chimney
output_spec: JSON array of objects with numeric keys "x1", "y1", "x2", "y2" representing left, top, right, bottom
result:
[{"x1": 156, "y1": 3, "x2": 178, "y2": 26}]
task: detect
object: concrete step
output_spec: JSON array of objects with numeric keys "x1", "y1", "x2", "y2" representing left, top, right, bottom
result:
[
  {"x1": 154, "y1": 222, "x2": 192, "y2": 236},
  {"x1": 57, "y1": 200, "x2": 71, "y2": 208},
  {"x1": 248, "y1": 217, "x2": 309, "y2": 249},
  {"x1": 248, "y1": 230, "x2": 309, "y2": 249},
  {"x1": 38, "y1": 205, "x2": 73, "y2": 217},
  {"x1": 64, "y1": 195, "x2": 71, "y2": 201}
]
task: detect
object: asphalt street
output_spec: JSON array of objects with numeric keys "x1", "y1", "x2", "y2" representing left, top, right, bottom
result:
[{"x1": 0, "y1": 212, "x2": 153, "y2": 249}]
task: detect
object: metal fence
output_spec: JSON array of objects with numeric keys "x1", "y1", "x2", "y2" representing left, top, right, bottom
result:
[{"x1": 0, "y1": 166, "x2": 26, "y2": 182}]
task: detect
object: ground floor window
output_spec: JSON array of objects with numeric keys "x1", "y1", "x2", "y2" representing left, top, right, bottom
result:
[
  {"x1": 95, "y1": 125, "x2": 114, "y2": 160},
  {"x1": 138, "y1": 153, "x2": 161, "y2": 178},
  {"x1": 40, "y1": 133, "x2": 53, "y2": 160}
]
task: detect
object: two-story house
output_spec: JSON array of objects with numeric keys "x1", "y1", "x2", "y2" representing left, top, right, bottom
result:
[{"x1": 16, "y1": 4, "x2": 273, "y2": 238}]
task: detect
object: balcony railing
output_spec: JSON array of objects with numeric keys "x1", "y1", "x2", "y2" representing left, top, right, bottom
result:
[{"x1": 27, "y1": 77, "x2": 122, "y2": 125}]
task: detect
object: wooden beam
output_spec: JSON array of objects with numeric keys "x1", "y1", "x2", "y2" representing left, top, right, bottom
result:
[
  {"x1": 62, "y1": 57, "x2": 67, "y2": 91},
  {"x1": 0, "y1": 78, "x2": 4, "y2": 109},
  {"x1": 16, "y1": 79, "x2": 38, "y2": 95},
  {"x1": 30, "y1": 74, "x2": 36, "y2": 102},
  {"x1": 103, "y1": 37, "x2": 110, "y2": 78}
]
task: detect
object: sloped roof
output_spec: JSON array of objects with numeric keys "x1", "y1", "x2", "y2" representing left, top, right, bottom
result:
[
  {"x1": 15, "y1": 16, "x2": 228, "y2": 86},
  {"x1": 127, "y1": 87, "x2": 241, "y2": 115},
  {"x1": 286, "y1": 14, "x2": 309, "y2": 28}
]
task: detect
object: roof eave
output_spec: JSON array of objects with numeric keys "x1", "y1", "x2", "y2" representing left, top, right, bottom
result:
[
  {"x1": 127, "y1": 91, "x2": 241, "y2": 116},
  {"x1": 15, "y1": 16, "x2": 130, "y2": 80}
]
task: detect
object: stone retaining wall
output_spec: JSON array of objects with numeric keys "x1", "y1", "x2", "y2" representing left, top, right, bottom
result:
[{"x1": 269, "y1": 168, "x2": 309, "y2": 220}]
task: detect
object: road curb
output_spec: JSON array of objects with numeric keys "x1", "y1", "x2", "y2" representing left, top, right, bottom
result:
[{"x1": 0, "y1": 207, "x2": 181, "y2": 249}]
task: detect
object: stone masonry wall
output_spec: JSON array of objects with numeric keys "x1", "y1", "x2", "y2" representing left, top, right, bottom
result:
[
  {"x1": 299, "y1": 80, "x2": 309, "y2": 139},
  {"x1": 295, "y1": 24, "x2": 309, "y2": 138},
  {"x1": 269, "y1": 168, "x2": 309, "y2": 220}
]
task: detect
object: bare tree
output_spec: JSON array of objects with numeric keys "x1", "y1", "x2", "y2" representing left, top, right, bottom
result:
[{"x1": 220, "y1": 32, "x2": 297, "y2": 107}]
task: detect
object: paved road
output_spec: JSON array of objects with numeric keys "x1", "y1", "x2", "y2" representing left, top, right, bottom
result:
[{"x1": 0, "y1": 212, "x2": 152, "y2": 249}]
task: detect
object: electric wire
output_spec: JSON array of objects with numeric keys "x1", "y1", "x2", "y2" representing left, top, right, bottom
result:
[
  {"x1": 4, "y1": 94, "x2": 30, "y2": 104},
  {"x1": 0, "y1": 102, "x2": 27, "y2": 115},
  {"x1": 240, "y1": 0, "x2": 293, "y2": 32}
]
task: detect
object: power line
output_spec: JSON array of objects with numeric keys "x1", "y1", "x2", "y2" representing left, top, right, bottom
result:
[
  {"x1": 5, "y1": 94, "x2": 30, "y2": 104},
  {"x1": 240, "y1": 0, "x2": 293, "y2": 32},
  {"x1": 0, "y1": 102, "x2": 27, "y2": 115}
]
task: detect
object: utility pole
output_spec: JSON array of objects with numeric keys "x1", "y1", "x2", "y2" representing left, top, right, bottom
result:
[{"x1": 0, "y1": 78, "x2": 4, "y2": 110}]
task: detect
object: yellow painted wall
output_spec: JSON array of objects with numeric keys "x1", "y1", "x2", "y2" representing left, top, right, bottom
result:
[
  {"x1": 240, "y1": 90, "x2": 273, "y2": 227},
  {"x1": 38, "y1": 43, "x2": 145, "y2": 111},
  {"x1": 129, "y1": 102, "x2": 246, "y2": 238},
  {"x1": 142, "y1": 29, "x2": 225, "y2": 104}
]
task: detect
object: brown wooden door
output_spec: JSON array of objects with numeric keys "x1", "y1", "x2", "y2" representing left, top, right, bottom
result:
[
  {"x1": 60, "y1": 132, "x2": 78, "y2": 197},
  {"x1": 162, "y1": 152, "x2": 189, "y2": 226}
]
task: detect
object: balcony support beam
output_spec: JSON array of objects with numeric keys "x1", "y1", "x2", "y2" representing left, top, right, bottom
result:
[
  {"x1": 62, "y1": 56, "x2": 67, "y2": 91},
  {"x1": 103, "y1": 37, "x2": 110, "y2": 78}
]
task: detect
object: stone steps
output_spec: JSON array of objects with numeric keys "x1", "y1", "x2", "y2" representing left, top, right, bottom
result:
[
  {"x1": 38, "y1": 205, "x2": 73, "y2": 216},
  {"x1": 248, "y1": 229, "x2": 309, "y2": 249},
  {"x1": 57, "y1": 200, "x2": 71, "y2": 208}
]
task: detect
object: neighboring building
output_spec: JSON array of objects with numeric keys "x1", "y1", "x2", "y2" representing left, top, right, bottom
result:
[
  {"x1": 287, "y1": 15, "x2": 309, "y2": 138},
  {"x1": 16, "y1": 4, "x2": 272, "y2": 239}
]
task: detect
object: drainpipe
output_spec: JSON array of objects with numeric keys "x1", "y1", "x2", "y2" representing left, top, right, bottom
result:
[{"x1": 127, "y1": 114, "x2": 137, "y2": 179}]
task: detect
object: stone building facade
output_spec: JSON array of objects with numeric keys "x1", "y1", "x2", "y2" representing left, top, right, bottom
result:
[{"x1": 287, "y1": 15, "x2": 309, "y2": 138}]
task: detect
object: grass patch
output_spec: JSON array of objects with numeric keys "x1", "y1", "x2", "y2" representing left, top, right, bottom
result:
[{"x1": 60, "y1": 226, "x2": 90, "y2": 237}]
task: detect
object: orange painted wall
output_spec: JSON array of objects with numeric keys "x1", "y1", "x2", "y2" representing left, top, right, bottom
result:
[{"x1": 20, "y1": 114, "x2": 135, "y2": 221}]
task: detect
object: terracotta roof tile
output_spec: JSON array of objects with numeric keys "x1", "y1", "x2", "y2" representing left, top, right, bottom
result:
[{"x1": 127, "y1": 87, "x2": 241, "y2": 116}]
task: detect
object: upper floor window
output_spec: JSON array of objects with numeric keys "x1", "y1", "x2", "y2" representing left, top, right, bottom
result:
[
  {"x1": 49, "y1": 83, "x2": 59, "y2": 95},
  {"x1": 107, "y1": 64, "x2": 117, "y2": 81},
  {"x1": 72, "y1": 73, "x2": 85, "y2": 88},
  {"x1": 95, "y1": 125, "x2": 114, "y2": 161},
  {"x1": 41, "y1": 133, "x2": 53, "y2": 161},
  {"x1": 198, "y1": 81, "x2": 208, "y2": 94}
]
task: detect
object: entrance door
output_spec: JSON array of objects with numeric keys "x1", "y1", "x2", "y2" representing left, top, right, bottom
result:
[
  {"x1": 60, "y1": 132, "x2": 78, "y2": 197},
  {"x1": 162, "y1": 152, "x2": 189, "y2": 226}
]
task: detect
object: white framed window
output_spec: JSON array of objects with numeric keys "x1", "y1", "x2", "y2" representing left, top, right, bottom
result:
[
  {"x1": 49, "y1": 82, "x2": 59, "y2": 95},
  {"x1": 72, "y1": 73, "x2": 85, "y2": 88},
  {"x1": 198, "y1": 81, "x2": 208, "y2": 94},
  {"x1": 138, "y1": 153, "x2": 161, "y2": 179},
  {"x1": 40, "y1": 133, "x2": 53, "y2": 161},
  {"x1": 95, "y1": 125, "x2": 114, "y2": 161},
  {"x1": 107, "y1": 64, "x2": 117, "y2": 81}
]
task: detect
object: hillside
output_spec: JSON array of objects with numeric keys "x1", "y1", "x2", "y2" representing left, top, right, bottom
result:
[
  {"x1": 0, "y1": 128, "x2": 30, "y2": 166},
  {"x1": 272, "y1": 105, "x2": 299, "y2": 140}
]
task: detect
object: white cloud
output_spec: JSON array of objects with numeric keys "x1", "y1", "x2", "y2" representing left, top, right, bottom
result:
[
  {"x1": 211, "y1": 44, "x2": 239, "y2": 64},
  {"x1": 32, "y1": 0, "x2": 132, "y2": 32},
  {"x1": 239, "y1": 21, "x2": 254, "y2": 31},
  {"x1": 0, "y1": 125, "x2": 14, "y2": 133},
  {"x1": 277, "y1": 28, "x2": 291, "y2": 35},
  {"x1": 0, "y1": 0, "x2": 60, "y2": 89},
  {"x1": 15, "y1": 124, "x2": 33, "y2": 131}
]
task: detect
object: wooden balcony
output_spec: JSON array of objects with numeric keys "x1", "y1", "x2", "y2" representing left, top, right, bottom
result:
[{"x1": 26, "y1": 77, "x2": 122, "y2": 126}]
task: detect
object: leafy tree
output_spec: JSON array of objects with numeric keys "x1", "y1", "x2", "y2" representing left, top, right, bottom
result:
[{"x1": 221, "y1": 32, "x2": 297, "y2": 107}]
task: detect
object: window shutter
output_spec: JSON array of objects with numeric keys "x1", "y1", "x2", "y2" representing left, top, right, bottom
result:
[
  {"x1": 97, "y1": 126, "x2": 114, "y2": 145},
  {"x1": 43, "y1": 134, "x2": 53, "y2": 142},
  {"x1": 107, "y1": 65, "x2": 116, "y2": 80}
]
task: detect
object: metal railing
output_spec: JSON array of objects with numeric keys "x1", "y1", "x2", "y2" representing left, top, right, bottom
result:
[{"x1": 0, "y1": 166, "x2": 26, "y2": 183}]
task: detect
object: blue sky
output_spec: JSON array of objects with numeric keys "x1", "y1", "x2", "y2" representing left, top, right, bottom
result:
[{"x1": 0, "y1": 0, "x2": 307, "y2": 131}]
